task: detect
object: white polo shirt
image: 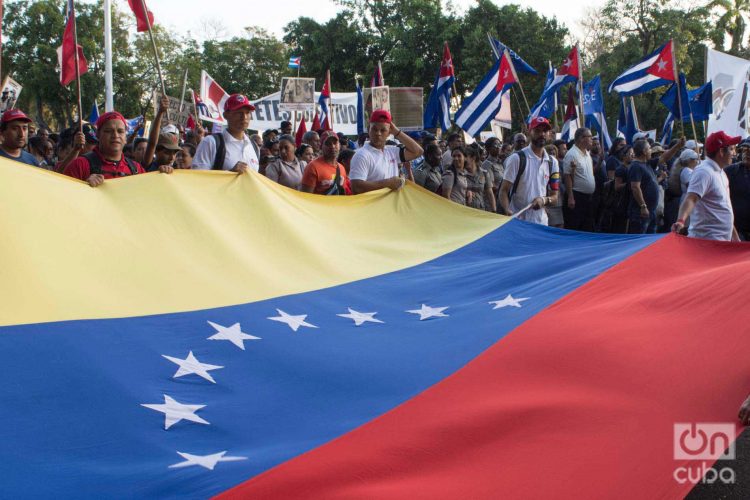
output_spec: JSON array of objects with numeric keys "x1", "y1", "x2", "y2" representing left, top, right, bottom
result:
[
  {"x1": 192, "y1": 130, "x2": 259, "y2": 171},
  {"x1": 503, "y1": 146, "x2": 559, "y2": 225},
  {"x1": 687, "y1": 158, "x2": 734, "y2": 241},
  {"x1": 562, "y1": 144, "x2": 595, "y2": 194},
  {"x1": 349, "y1": 143, "x2": 403, "y2": 182}
]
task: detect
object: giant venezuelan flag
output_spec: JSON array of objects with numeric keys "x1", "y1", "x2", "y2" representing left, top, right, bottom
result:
[{"x1": 0, "y1": 157, "x2": 748, "y2": 498}]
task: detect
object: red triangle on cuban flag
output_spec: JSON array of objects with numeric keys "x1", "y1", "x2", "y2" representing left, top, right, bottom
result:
[
  {"x1": 646, "y1": 40, "x2": 675, "y2": 81},
  {"x1": 496, "y1": 50, "x2": 518, "y2": 91},
  {"x1": 557, "y1": 45, "x2": 580, "y2": 79},
  {"x1": 321, "y1": 70, "x2": 331, "y2": 98},
  {"x1": 439, "y1": 42, "x2": 454, "y2": 79}
]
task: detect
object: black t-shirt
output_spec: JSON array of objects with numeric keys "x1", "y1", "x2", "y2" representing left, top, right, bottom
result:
[
  {"x1": 725, "y1": 163, "x2": 750, "y2": 231},
  {"x1": 627, "y1": 160, "x2": 659, "y2": 214}
]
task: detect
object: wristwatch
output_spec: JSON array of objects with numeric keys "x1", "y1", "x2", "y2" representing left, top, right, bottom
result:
[{"x1": 640, "y1": 204, "x2": 647, "y2": 209}]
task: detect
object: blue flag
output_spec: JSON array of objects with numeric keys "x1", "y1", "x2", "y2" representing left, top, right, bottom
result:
[
  {"x1": 617, "y1": 98, "x2": 640, "y2": 144},
  {"x1": 356, "y1": 81, "x2": 364, "y2": 136},
  {"x1": 487, "y1": 34, "x2": 537, "y2": 75},
  {"x1": 527, "y1": 63, "x2": 557, "y2": 123},
  {"x1": 659, "y1": 73, "x2": 691, "y2": 121},
  {"x1": 688, "y1": 81, "x2": 713, "y2": 122},
  {"x1": 88, "y1": 102, "x2": 99, "y2": 124},
  {"x1": 582, "y1": 75, "x2": 612, "y2": 150}
]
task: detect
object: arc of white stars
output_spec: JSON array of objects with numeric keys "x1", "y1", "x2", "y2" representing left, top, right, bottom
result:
[
  {"x1": 162, "y1": 351, "x2": 224, "y2": 384},
  {"x1": 337, "y1": 308, "x2": 384, "y2": 326},
  {"x1": 406, "y1": 304, "x2": 449, "y2": 320},
  {"x1": 489, "y1": 294, "x2": 529, "y2": 309},
  {"x1": 267, "y1": 309, "x2": 318, "y2": 332},
  {"x1": 169, "y1": 451, "x2": 247, "y2": 471},
  {"x1": 141, "y1": 394, "x2": 209, "y2": 430},
  {"x1": 207, "y1": 321, "x2": 260, "y2": 350}
]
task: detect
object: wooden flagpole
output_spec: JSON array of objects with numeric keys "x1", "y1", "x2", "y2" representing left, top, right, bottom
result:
[
  {"x1": 70, "y1": 0, "x2": 84, "y2": 134},
  {"x1": 505, "y1": 50, "x2": 531, "y2": 116},
  {"x1": 139, "y1": 0, "x2": 169, "y2": 122},
  {"x1": 576, "y1": 44, "x2": 586, "y2": 129}
]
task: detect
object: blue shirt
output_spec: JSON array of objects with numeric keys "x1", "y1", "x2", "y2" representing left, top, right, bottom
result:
[
  {"x1": 627, "y1": 160, "x2": 659, "y2": 214},
  {"x1": 0, "y1": 148, "x2": 40, "y2": 167}
]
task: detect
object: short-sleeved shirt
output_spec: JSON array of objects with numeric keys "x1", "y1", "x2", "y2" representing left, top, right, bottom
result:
[
  {"x1": 687, "y1": 158, "x2": 734, "y2": 241},
  {"x1": 192, "y1": 130, "x2": 259, "y2": 171},
  {"x1": 413, "y1": 163, "x2": 443, "y2": 193},
  {"x1": 627, "y1": 160, "x2": 659, "y2": 214},
  {"x1": 679, "y1": 167, "x2": 693, "y2": 205},
  {"x1": 481, "y1": 157, "x2": 504, "y2": 190},
  {"x1": 63, "y1": 148, "x2": 145, "y2": 180},
  {"x1": 440, "y1": 167, "x2": 468, "y2": 205},
  {"x1": 466, "y1": 167, "x2": 493, "y2": 211},
  {"x1": 301, "y1": 157, "x2": 349, "y2": 194},
  {"x1": 349, "y1": 143, "x2": 404, "y2": 182},
  {"x1": 724, "y1": 163, "x2": 750, "y2": 232},
  {"x1": 0, "y1": 148, "x2": 40, "y2": 167},
  {"x1": 563, "y1": 145, "x2": 595, "y2": 194},
  {"x1": 265, "y1": 158, "x2": 304, "y2": 190},
  {"x1": 503, "y1": 146, "x2": 559, "y2": 225}
]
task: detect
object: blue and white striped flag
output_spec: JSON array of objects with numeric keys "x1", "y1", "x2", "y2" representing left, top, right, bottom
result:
[
  {"x1": 608, "y1": 41, "x2": 675, "y2": 96},
  {"x1": 423, "y1": 43, "x2": 455, "y2": 131}
]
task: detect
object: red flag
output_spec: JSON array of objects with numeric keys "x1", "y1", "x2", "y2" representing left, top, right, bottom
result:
[
  {"x1": 57, "y1": 0, "x2": 88, "y2": 87},
  {"x1": 311, "y1": 112, "x2": 321, "y2": 132},
  {"x1": 186, "y1": 114, "x2": 195, "y2": 131},
  {"x1": 495, "y1": 50, "x2": 518, "y2": 92},
  {"x1": 557, "y1": 45, "x2": 580, "y2": 80},
  {"x1": 127, "y1": 0, "x2": 154, "y2": 33},
  {"x1": 646, "y1": 40, "x2": 675, "y2": 81},
  {"x1": 295, "y1": 116, "x2": 307, "y2": 147}
]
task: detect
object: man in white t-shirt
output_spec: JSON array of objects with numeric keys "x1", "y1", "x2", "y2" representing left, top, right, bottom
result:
[
  {"x1": 672, "y1": 131, "x2": 740, "y2": 241},
  {"x1": 498, "y1": 117, "x2": 560, "y2": 225},
  {"x1": 349, "y1": 110, "x2": 423, "y2": 194},
  {"x1": 562, "y1": 127, "x2": 595, "y2": 231},
  {"x1": 193, "y1": 94, "x2": 259, "y2": 173}
]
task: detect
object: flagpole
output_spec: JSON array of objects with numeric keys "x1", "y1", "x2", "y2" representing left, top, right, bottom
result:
[
  {"x1": 178, "y1": 68, "x2": 188, "y2": 115},
  {"x1": 103, "y1": 0, "x2": 113, "y2": 111},
  {"x1": 673, "y1": 41, "x2": 698, "y2": 141},
  {"x1": 139, "y1": 0, "x2": 170, "y2": 122},
  {"x1": 0, "y1": 0, "x2": 5, "y2": 86},
  {"x1": 576, "y1": 44, "x2": 585, "y2": 129},
  {"x1": 504, "y1": 50, "x2": 531, "y2": 116},
  {"x1": 70, "y1": 0, "x2": 84, "y2": 134}
]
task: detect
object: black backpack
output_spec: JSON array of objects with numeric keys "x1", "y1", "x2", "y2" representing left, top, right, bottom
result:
[
  {"x1": 83, "y1": 151, "x2": 138, "y2": 176},
  {"x1": 211, "y1": 132, "x2": 260, "y2": 170}
]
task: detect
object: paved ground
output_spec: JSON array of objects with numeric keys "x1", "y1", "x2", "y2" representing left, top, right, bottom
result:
[{"x1": 687, "y1": 428, "x2": 750, "y2": 499}]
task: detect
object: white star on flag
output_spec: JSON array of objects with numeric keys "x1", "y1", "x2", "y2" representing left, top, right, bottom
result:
[
  {"x1": 489, "y1": 294, "x2": 529, "y2": 309},
  {"x1": 141, "y1": 394, "x2": 209, "y2": 430},
  {"x1": 162, "y1": 351, "x2": 224, "y2": 384},
  {"x1": 337, "y1": 308, "x2": 384, "y2": 326},
  {"x1": 656, "y1": 58, "x2": 667, "y2": 71},
  {"x1": 563, "y1": 58, "x2": 572, "y2": 67},
  {"x1": 169, "y1": 450, "x2": 247, "y2": 470},
  {"x1": 207, "y1": 321, "x2": 260, "y2": 350},
  {"x1": 406, "y1": 304, "x2": 449, "y2": 320},
  {"x1": 267, "y1": 309, "x2": 318, "y2": 332}
]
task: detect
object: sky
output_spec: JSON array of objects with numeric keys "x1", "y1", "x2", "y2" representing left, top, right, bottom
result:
[{"x1": 104, "y1": 0, "x2": 599, "y2": 41}]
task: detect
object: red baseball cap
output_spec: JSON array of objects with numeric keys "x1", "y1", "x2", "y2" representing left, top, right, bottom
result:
[
  {"x1": 705, "y1": 131, "x2": 741, "y2": 155},
  {"x1": 320, "y1": 130, "x2": 339, "y2": 144},
  {"x1": 1, "y1": 109, "x2": 31, "y2": 125},
  {"x1": 224, "y1": 94, "x2": 256, "y2": 112},
  {"x1": 370, "y1": 109, "x2": 392, "y2": 124},
  {"x1": 529, "y1": 116, "x2": 552, "y2": 131}
]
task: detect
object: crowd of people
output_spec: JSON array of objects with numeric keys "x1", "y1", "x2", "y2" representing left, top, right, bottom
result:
[{"x1": 0, "y1": 93, "x2": 746, "y2": 242}]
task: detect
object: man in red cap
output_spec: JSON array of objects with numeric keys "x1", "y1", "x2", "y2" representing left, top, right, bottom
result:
[
  {"x1": 672, "y1": 131, "x2": 740, "y2": 241},
  {"x1": 64, "y1": 111, "x2": 163, "y2": 186},
  {"x1": 349, "y1": 109, "x2": 423, "y2": 194},
  {"x1": 300, "y1": 130, "x2": 349, "y2": 195},
  {"x1": 0, "y1": 109, "x2": 40, "y2": 167},
  {"x1": 192, "y1": 94, "x2": 259, "y2": 173},
  {"x1": 498, "y1": 117, "x2": 560, "y2": 224}
]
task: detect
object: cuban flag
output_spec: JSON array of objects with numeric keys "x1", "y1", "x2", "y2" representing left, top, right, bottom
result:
[
  {"x1": 527, "y1": 61, "x2": 557, "y2": 123},
  {"x1": 370, "y1": 61, "x2": 384, "y2": 88},
  {"x1": 126, "y1": 115, "x2": 144, "y2": 136},
  {"x1": 199, "y1": 70, "x2": 230, "y2": 125},
  {"x1": 455, "y1": 50, "x2": 518, "y2": 137},
  {"x1": 318, "y1": 69, "x2": 332, "y2": 131},
  {"x1": 288, "y1": 56, "x2": 301, "y2": 69},
  {"x1": 660, "y1": 112, "x2": 674, "y2": 145},
  {"x1": 1, "y1": 152, "x2": 748, "y2": 499},
  {"x1": 560, "y1": 86, "x2": 578, "y2": 142},
  {"x1": 617, "y1": 97, "x2": 641, "y2": 144},
  {"x1": 423, "y1": 42, "x2": 455, "y2": 131},
  {"x1": 609, "y1": 40, "x2": 676, "y2": 96},
  {"x1": 582, "y1": 75, "x2": 613, "y2": 150},
  {"x1": 537, "y1": 45, "x2": 581, "y2": 105},
  {"x1": 487, "y1": 34, "x2": 537, "y2": 75}
]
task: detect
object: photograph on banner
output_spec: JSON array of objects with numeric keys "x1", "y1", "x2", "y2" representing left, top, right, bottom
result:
[
  {"x1": 280, "y1": 77, "x2": 315, "y2": 111},
  {"x1": 388, "y1": 87, "x2": 424, "y2": 131},
  {"x1": 0, "y1": 77, "x2": 22, "y2": 113},
  {"x1": 151, "y1": 92, "x2": 196, "y2": 128},
  {"x1": 707, "y1": 48, "x2": 750, "y2": 138},
  {"x1": 371, "y1": 86, "x2": 390, "y2": 112}
]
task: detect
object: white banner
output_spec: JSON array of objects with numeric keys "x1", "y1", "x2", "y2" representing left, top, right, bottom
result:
[
  {"x1": 250, "y1": 91, "x2": 359, "y2": 135},
  {"x1": 707, "y1": 48, "x2": 750, "y2": 138}
]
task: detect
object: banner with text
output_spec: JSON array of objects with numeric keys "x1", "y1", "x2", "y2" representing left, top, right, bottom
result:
[
  {"x1": 707, "y1": 48, "x2": 750, "y2": 138},
  {"x1": 250, "y1": 91, "x2": 359, "y2": 135}
]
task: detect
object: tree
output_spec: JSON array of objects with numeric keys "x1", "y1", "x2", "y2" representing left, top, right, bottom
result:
[{"x1": 707, "y1": 0, "x2": 750, "y2": 53}]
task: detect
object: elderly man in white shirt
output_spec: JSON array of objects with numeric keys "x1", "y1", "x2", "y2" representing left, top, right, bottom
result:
[
  {"x1": 672, "y1": 131, "x2": 740, "y2": 241},
  {"x1": 562, "y1": 127, "x2": 595, "y2": 231},
  {"x1": 193, "y1": 94, "x2": 259, "y2": 173},
  {"x1": 349, "y1": 110, "x2": 423, "y2": 194}
]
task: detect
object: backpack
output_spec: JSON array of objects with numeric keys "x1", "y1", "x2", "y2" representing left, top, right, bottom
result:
[
  {"x1": 83, "y1": 151, "x2": 138, "y2": 176},
  {"x1": 211, "y1": 132, "x2": 260, "y2": 170}
]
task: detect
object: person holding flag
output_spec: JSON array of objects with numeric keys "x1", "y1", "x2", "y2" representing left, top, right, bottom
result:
[{"x1": 423, "y1": 42, "x2": 455, "y2": 131}]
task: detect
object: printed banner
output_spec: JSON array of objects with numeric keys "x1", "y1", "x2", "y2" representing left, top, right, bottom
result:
[{"x1": 707, "y1": 48, "x2": 750, "y2": 138}]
